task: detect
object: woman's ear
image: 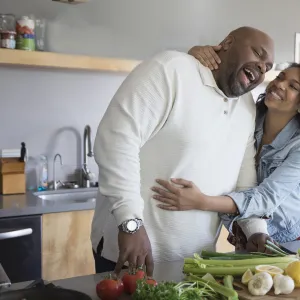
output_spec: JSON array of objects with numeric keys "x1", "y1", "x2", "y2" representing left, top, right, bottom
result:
[{"x1": 221, "y1": 35, "x2": 234, "y2": 51}]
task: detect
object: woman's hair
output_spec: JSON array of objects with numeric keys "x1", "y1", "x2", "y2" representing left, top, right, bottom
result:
[{"x1": 256, "y1": 63, "x2": 300, "y2": 124}]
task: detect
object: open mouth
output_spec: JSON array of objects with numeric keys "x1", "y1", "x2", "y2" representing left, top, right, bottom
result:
[
  {"x1": 269, "y1": 90, "x2": 283, "y2": 101},
  {"x1": 243, "y1": 67, "x2": 257, "y2": 84}
]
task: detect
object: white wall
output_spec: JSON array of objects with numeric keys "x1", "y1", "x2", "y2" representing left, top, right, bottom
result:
[{"x1": 0, "y1": 0, "x2": 299, "y2": 188}]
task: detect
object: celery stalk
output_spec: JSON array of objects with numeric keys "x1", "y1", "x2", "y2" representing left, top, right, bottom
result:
[
  {"x1": 184, "y1": 256, "x2": 297, "y2": 266},
  {"x1": 183, "y1": 262, "x2": 294, "y2": 277},
  {"x1": 223, "y1": 275, "x2": 238, "y2": 300}
]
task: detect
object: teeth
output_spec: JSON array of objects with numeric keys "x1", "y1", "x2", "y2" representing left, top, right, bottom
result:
[
  {"x1": 244, "y1": 68, "x2": 255, "y2": 81},
  {"x1": 271, "y1": 91, "x2": 282, "y2": 100}
]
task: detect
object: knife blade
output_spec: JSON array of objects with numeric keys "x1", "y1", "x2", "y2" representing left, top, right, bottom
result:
[{"x1": 279, "y1": 244, "x2": 297, "y2": 255}]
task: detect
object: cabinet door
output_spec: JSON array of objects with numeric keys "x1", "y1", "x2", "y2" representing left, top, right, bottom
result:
[
  {"x1": 42, "y1": 210, "x2": 95, "y2": 281},
  {"x1": 0, "y1": 215, "x2": 42, "y2": 283}
]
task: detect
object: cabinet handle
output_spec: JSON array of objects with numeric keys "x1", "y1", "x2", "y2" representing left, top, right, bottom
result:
[{"x1": 0, "y1": 228, "x2": 33, "y2": 240}]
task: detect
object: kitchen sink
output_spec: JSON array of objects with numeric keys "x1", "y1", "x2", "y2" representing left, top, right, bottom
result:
[{"x1": 33, "y1": 188, "x2": 97, "y2": 204}]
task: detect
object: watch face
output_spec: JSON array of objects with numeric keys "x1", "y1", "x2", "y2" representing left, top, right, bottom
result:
[{"x1": 126, "y1": 220, "x2": 138, "y2": 232}]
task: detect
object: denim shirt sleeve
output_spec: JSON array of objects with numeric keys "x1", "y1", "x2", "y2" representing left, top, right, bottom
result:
[{"x1": 226, "y1": 148, "x2": 300, "y2": 220}]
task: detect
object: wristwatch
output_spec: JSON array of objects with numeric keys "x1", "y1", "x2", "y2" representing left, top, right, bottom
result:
[{"x1": 118, "y1": 218, "x2": 143, "y2": 234}]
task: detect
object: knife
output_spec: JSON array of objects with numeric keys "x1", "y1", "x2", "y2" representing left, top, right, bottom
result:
[
  {"x1": 19, "y1": 142, "x2": 26, "y2": 162},
  {"x1": 279, "y1": 244, "x2": 297, "y2": 255}
]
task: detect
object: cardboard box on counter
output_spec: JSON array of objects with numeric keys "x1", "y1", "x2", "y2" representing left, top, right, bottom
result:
[{"x1": 0, "y1": 158, "x2": 26, "y2": 195}]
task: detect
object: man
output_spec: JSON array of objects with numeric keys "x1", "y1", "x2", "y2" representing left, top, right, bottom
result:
[{"x1": 91, "y1": 26, "x2": 274, "y2": 276}]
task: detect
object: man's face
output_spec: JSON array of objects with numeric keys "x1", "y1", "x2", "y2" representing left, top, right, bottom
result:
[{"x1": 221, "y1": 34, "x2": 274, "y2": 97}]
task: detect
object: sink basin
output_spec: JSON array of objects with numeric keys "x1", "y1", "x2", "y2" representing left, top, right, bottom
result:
[{"x1": 34, "y1": 188, "x2": 97, "y2": 204}]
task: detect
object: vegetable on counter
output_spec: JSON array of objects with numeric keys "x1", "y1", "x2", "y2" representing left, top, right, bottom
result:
[
  {"x1": 122, "y1": 268, "x2": 145, "y2": 294},
  {"x1": 223, "y1": 275, "x2": 238, "y2": 300},
  {"x1": 183, "y1": 252, "x2": 298, "y2": 277},
  {"x1": 240, "y1": 262, "x2": 297, "y2": 296},
  {"x1": 132, "y1": 276, "x2": 239, "y2": 300},
  {"x1": 264, "y1": 240, "x2": 293, "y2": 256},
  {"x1": 247, "y1": 272, "x2": 273, "y2": 296},
  {"x1": 273, "y1": 274, "x2": 295, "y2": 295},
  {"x1": 96, "y1": 276, "x2": 124, "y2": 300}
]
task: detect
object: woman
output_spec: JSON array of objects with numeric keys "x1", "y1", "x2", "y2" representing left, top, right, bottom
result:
[{"x1": 151, "y1": 46, "x2": 300, "y2": 252}]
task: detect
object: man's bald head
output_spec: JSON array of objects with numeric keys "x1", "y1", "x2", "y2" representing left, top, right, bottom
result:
[{"x1": 214, "y1": 26, "x2": 274, "y2": 97}]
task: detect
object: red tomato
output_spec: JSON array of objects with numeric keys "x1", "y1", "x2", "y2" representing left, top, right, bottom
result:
[
  {"x1": 122, "y1": 269, "x2": 145, "y2": 294},
  {"x1": 135, "y1": 269, "x2": 145, "y2": 279},
  {"x1": 146, "y1": 278, "x2": 157, "y2": 286},
  {"x1": 96, "y1": 278, "x2": 124, "y2": 300}
]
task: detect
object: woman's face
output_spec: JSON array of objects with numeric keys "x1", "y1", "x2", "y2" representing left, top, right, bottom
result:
[{"x1": 265, "y1": 67, "x2": 300, "y2": 115}]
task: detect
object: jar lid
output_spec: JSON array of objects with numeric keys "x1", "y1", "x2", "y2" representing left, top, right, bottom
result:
[{"x1": 0, "y1": 30, "x2": 16, "y2": 35}]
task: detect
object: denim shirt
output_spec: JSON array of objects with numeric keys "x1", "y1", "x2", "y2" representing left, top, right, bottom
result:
[{"x1": 224, "y1": 112, "x2": 300, "y2": 243}]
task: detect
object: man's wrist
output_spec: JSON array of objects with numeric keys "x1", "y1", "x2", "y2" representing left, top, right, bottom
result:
[{"x1": 118, "y1": 218, "x2": 144, "y2": 234}]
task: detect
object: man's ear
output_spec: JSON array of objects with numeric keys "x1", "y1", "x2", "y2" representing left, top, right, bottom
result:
[{"x1": 221, "y1": 35, "x2": 234, "y2": 51}]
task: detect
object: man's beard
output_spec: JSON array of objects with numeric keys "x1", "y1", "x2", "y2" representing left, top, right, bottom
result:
[{"x1": 228, "y1": 72, "x2": 247, "y2": 97}]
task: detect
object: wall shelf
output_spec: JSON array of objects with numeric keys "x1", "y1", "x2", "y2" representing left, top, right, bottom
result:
[{"x1": 0, "y1": 49, "x2": 141, "y2": 73}]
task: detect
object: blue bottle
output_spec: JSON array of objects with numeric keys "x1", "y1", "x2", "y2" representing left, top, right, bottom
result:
[{"x1": 37, "y1": 155, "x2": 48, "y2": 191}]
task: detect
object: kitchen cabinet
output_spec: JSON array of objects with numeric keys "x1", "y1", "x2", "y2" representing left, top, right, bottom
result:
[
  {"x1": 216, "y1": 225, "x2": 234, "y2": 253},
  {"x1": 0, "y1": 215, "x2": 42, "y2": 283},
  {"x1": 41, "y1": 211, "x2": 232, "y2": 281},
  {"x1": 42, "y1": 210, "x2": 95, "y2": 281}
]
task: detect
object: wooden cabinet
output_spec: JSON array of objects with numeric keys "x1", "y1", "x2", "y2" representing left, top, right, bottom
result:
[
  {"x1": 41, "y1": 210, "x2": 233, "y2": 281},
  {"x1": 42, "y1": 210, "x2": 95, "y2": 281},
  {"x1": 216, "y1": 225, "x2": 235, "y2": 253}
]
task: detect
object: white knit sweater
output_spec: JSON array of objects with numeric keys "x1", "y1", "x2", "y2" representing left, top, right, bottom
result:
[{"x1": 91, "y1": 51, "x2": 266, "y2": 262}]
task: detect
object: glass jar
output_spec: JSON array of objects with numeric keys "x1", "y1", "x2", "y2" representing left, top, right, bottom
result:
[
  {"x1": 16, "y1": 16, "x2": 35, "y2": 51},
  {"x1": 0, "y1": 31, "x2": 16, "y2": 49},
  {"x1": 0, "y1": 14, "x2": 16, "y2": 31}
]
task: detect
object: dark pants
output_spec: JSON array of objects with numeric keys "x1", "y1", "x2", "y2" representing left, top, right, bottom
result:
[{"x1": 93, "y1": 238, "x2": 127, "y2": 274}]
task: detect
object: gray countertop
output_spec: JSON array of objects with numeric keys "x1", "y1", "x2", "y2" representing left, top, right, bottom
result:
[
  {"x1": 5, "y1": 261, "x2": 184, "y2": 300},
  {"x1": 0, "y1": 189, "x2": 96, "y2": 218}
]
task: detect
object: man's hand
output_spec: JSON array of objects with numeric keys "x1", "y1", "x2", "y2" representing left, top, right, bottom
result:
[
  {"x1": 115, "y1": 226, "x2": 154, "y2": 277},
  {"x1": 246, "y1": 233, "x2": 276, "y2": 253}
]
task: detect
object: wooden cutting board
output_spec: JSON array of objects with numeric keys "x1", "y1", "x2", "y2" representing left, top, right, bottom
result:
[{"x1": 233, "y1": 282, "x2": 300, "y2": 299}]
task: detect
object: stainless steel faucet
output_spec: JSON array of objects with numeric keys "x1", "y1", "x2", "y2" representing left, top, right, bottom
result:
[
  {"x1": 53, "y1": 153, "x2": 63, "y2": 190},
  {"x1": 82, "y1": 125, "x2": 94, "y2": 188}
]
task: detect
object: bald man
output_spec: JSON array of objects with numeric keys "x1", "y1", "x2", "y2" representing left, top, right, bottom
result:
[{"x1": 91, "y1": 26, "x2": 274, "y2": 276}]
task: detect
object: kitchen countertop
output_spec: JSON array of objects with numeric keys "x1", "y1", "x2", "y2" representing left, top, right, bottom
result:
[
  {"x1": 5, "y1": 261, "x2": 184, "y2": 300},
  {"x1": 0, "y1": 189, "x2": 96, "y2": 218}
]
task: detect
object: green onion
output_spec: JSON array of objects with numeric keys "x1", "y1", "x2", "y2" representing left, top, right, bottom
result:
[
  {"x1": 185, "y1": 274, "x2": 238, "y2": 298},
  {"x1": 265, "y1": 240, "x2": 289, "y2": 256},
  {"x1": 201, "y1": 250, "x2": 280, "y2": 259},
  {"x1": 265, "y1": 244, "x2": 286, "y2": 256}
]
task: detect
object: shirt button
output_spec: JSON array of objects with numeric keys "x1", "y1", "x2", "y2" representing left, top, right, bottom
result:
[
  {"x1": 224, "y1": 98, "x2": 228, "y2": 102},
  {"x1": 224, "y1": 110, "x2": 228, "y2": 115}
]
